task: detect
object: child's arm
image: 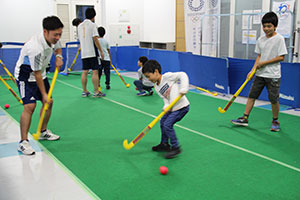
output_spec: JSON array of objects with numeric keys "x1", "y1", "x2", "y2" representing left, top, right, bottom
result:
[
  {"x1": 93, "y1": 36, "x2": 104, "y2": 59},
  {"x1": 256, "y1": 55, "x2": 285, "y2": 69}
]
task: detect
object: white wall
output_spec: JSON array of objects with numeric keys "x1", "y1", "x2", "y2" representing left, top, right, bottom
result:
[
  {"x1": 0, "y1": 0, "x2": 175, "y2": 44},
  {"x1": 104, "y1": 0, "x2": 175, "y2": 43},
  {"x1": 0, "y1": 0, "x2": 54, "y2": 43},
  {"x1": 143, "y1": 0, "x2": 175, "y2": 42}
]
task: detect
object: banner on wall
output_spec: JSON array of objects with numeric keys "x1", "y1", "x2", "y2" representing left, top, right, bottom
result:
[
  {"x1": 272, "y1": 0, "x2": 295, "y2": 38},
  {"x1": 184, "y1": 0, "x2": 220, "y2": 55}
]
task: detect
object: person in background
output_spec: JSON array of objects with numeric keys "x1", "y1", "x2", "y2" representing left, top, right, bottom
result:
[{"x1": 134, "y1": 56, "x2": 154, "y2": 96}]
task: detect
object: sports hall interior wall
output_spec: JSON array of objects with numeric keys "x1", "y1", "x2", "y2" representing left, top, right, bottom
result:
[{"x1": 0, "y1": 45, "x2": 299, "y2": 108}]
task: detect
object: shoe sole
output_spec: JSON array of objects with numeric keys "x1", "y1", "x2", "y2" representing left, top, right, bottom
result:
[
  {"x1": 231, "y1": 121, "x2": 248, "y2": 127},
  {"x1": 18, "y1": 149, "x2": 35, "y2": 155},
  {"x1": 270, "y1": 128, "x2": 280, "y2": 132}
]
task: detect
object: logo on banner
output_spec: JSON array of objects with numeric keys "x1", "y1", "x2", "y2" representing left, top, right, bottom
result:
[
  {"x1": 211, "y1": 0, "x2": 218, "y2": 8},
  {"x1": 188, "y1": 0, "x2": 204, "y2": 12},
  {"x1": 277, "y1": 3, "x2": 290, "y2": 18},
  {"x1": 191, "y1": 16, "x2": 200, "y2": 23}
]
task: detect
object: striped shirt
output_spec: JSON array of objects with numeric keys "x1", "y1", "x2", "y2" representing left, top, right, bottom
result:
[{"x1": 14, "y1": 32, "x2": 61, "y2": 82}]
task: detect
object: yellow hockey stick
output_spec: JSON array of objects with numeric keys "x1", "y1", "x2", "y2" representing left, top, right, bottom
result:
[{"x1": 123, "y1": 94, "x2": 183, "y2": 150}]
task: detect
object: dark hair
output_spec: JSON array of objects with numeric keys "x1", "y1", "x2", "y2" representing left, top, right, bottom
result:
[
  {"x1": 139, "y1": 56, "x2": 148, "y2": 66},
  {"x1": 85, "y1": 8, "x2": 96, "y2": 19},
  {"x1": 98, "y1": 27, "x2": 106, "y2": 37},
  {"x1": 0, "y1": 42, "x2": 2, "y2": 48},
  {"x1": 43, "y1": 16, "x2": 64, "y2": 30},
  {"x1": 142, "y1": 60, "x2": 161, "y2": 74},
  {"x1": 262, "y1": 12, "x2": 278, "y2": 27},
  {"x1": 72, "y1": 18, "x2": 82, "y2": 27}
]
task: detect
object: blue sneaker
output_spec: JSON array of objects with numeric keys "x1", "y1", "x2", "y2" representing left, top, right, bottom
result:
[
  {"x1": 93, "y1": 92, "x2": 106, "y2": 98},
  {"x1": 137, "y1": 91, "x2": 147, "y2": 96},
  {"x1": 270, "y1": 120, "x2": 280, "y2": 132},
  {"x1": 231, "y1": 116, "x2": 248, "y2": 127}
]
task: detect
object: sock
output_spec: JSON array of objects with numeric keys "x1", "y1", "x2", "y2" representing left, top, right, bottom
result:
[
  {"x1": 41, "y1": 129, "x2": 47, "y2": 133},
  {"x1": 273, "y1": 118, "x2": 278, "y2": 121}
]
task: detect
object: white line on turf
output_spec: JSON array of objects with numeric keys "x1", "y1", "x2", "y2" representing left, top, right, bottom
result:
[{"x1": 56, "y1": 79, "x2": 300, "y2": 173}]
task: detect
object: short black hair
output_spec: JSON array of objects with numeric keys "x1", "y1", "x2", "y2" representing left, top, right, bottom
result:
[
  {"x1": 142, "y1": 60, "x2": 161, "y2": 74},
  {"x1": 138, "y1": 56, "x2": 148, "y2": 66},
  {"x1": 43, "y1": 16, "x2": 64, "y2": 30},
  {"x1": 72, "y1": 18, "x2": 82, "y2": 27},
  {"x1": 262, "y1": 12, "x2": 278, "y2": 27},
  {"x1": 0, "y1": 42, "x2": 2, "y2": 48},
  {"x1": 85, "y1": 8, "x2": 96, "y2": 19},
  {"x1": 98, "y1": 27, "x2": 106, "y2": 37}
]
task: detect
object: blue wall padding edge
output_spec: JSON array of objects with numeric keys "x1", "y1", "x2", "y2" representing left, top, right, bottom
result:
[
  {"x1": 179, "y1": 52, "x2": 229, "y2": 93},
  {"x1": 228, "y1": 57, "x2": 300, "y2": 108},
  {"x1": 1, "y1": 45, "x2": 300, "y2": 107},
  {"x1": 113, "y1": 46, "x2": 147, "y2": 71},
  {"x1": 148, "y1": 49, "x2": 180, "y2": 73}
]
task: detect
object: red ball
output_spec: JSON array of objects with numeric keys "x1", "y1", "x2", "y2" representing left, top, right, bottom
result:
[
  {"x1": 4, "y1": 104, "x2": 9, "y2": 109},
  {"x1": 160, "y1": 166, "x2": 168, "y2": 175}
]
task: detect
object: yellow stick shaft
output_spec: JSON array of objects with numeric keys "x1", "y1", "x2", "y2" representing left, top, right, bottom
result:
[
  {"x1": 0, "y1": 59, "x2": 17, "y2": 86},
  {"x1": 127, "y1": 94, "x2": 184, "y2": 147},
  {"x1": 111, "y1": 64, "x2": 128, "y2": 86},
  {"x1": 0, "y1": 75, "x2": 23, "y2": 104},
  {"x1": 33, "y1": 67, "x2": 59, "y2": 140},
  {"x1": 69, "y1": 48, "x2": 81, "y2": 71}
]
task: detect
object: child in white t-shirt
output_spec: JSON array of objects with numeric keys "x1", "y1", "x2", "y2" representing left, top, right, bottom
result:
[
  {"x1": 143, "y1": 60, "x2": 190, "y2": 159},
  {"x1": 231, "y1": 12, "x2": 287, "y2": 132}
]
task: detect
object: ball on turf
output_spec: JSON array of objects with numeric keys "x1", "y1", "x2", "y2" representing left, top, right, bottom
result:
[
  {"x1": 160, "y1": 166, "x2": 168, "y2": 175},
  {"x1": 126, "y1": 83, "x2": 130, "y2": 88},
  {"x1": 4, "y1": 104, "x2": 9, "y2": 109}
]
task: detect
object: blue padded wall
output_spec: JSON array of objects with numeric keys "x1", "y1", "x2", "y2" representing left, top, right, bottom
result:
[
  {"x1": 0, "y1": 48, "x2": 22, "y2": 76},
  {"x1": 148, "y1": 49, "x2": 180, "y2": 73},
  {"x1": 179, "y1": 52, "x2": 229, "y2": 93},
  {"x1": 228, "y1": 57, "x2": 300, "y2": 108}
]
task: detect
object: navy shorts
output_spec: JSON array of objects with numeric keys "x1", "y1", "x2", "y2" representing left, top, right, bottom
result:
[
  {"x1": 82, "y1": 57, "x2": 99, "y2": 70},
  {"x1": 17, "y1": 78, "x2": 50, "y2": 105}
]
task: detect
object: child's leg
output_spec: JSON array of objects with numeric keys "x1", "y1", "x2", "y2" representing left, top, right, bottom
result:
[
  {"x1": 160, "y1": 106, "x2": 189, "y2": 147},
  {"x1": 160, "y1": 113, "x2": 170, "y2": 144},
  {"x1": 245, "y1": 76, "x2": 266, "y2": 117},
  {"x1": 266, "y1": 78, "x2": 281, "y2": 119},
  {"x1": 133, "y1": 80, "x2": 144, "y2": 92},
  {"x1": 98, "y1": 64, "x2": 103, "y2": 80},
  {"x1": 102, "y1": 61, "x2": 110, "y2": 86}
]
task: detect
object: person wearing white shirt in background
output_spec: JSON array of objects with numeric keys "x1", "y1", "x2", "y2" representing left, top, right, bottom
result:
[
  {"x1": 143, "y1": 60, "x2": 190, "y2": 159},
  {"x1": 78, "y1": 8, "x2": 105, "y2": 98}
]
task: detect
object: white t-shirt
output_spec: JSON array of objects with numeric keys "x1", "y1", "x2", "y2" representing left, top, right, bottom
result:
[
  {"x1": 155, "y1": 72, "x2": 190, "y2": 111},
  {"x1": 14, "y1": 32, "x2": 61, "y2": 82},
  {"x1": 78, "y1": 19, "x2": 99, "y2": 59},
  {"x1": 138, "y1": 68, "x2": 153, "y2": 87},
  {"x1": 98, "y1": 38, "x2": 110, "y2": 61},
  {"x1": 255, "y1": 33, "x2": 287, "y2": 78}
]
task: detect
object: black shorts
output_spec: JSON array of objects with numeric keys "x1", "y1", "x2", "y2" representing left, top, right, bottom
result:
[
  {"x1": 17, "y1": 78, "x2": 50, "y2": 105},
  {"x1": 248, "y1": 76, "x2": 281, "y2": 104},
  {"x1": 82, "y1": 57, "x2": 99, "y2": 70}
]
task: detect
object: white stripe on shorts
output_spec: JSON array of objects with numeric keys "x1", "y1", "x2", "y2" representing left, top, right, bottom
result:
[{"x1": 20, "y1": 81, "x2": 25, "y2": 98}]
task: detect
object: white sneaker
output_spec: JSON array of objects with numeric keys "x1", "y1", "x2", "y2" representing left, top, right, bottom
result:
[
  {"x1": 18, "y1": 140, "x2": 35, "y2": 155},
  {"x1": 39, "y1": 130, "x2": 60, "y2": 141}
]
